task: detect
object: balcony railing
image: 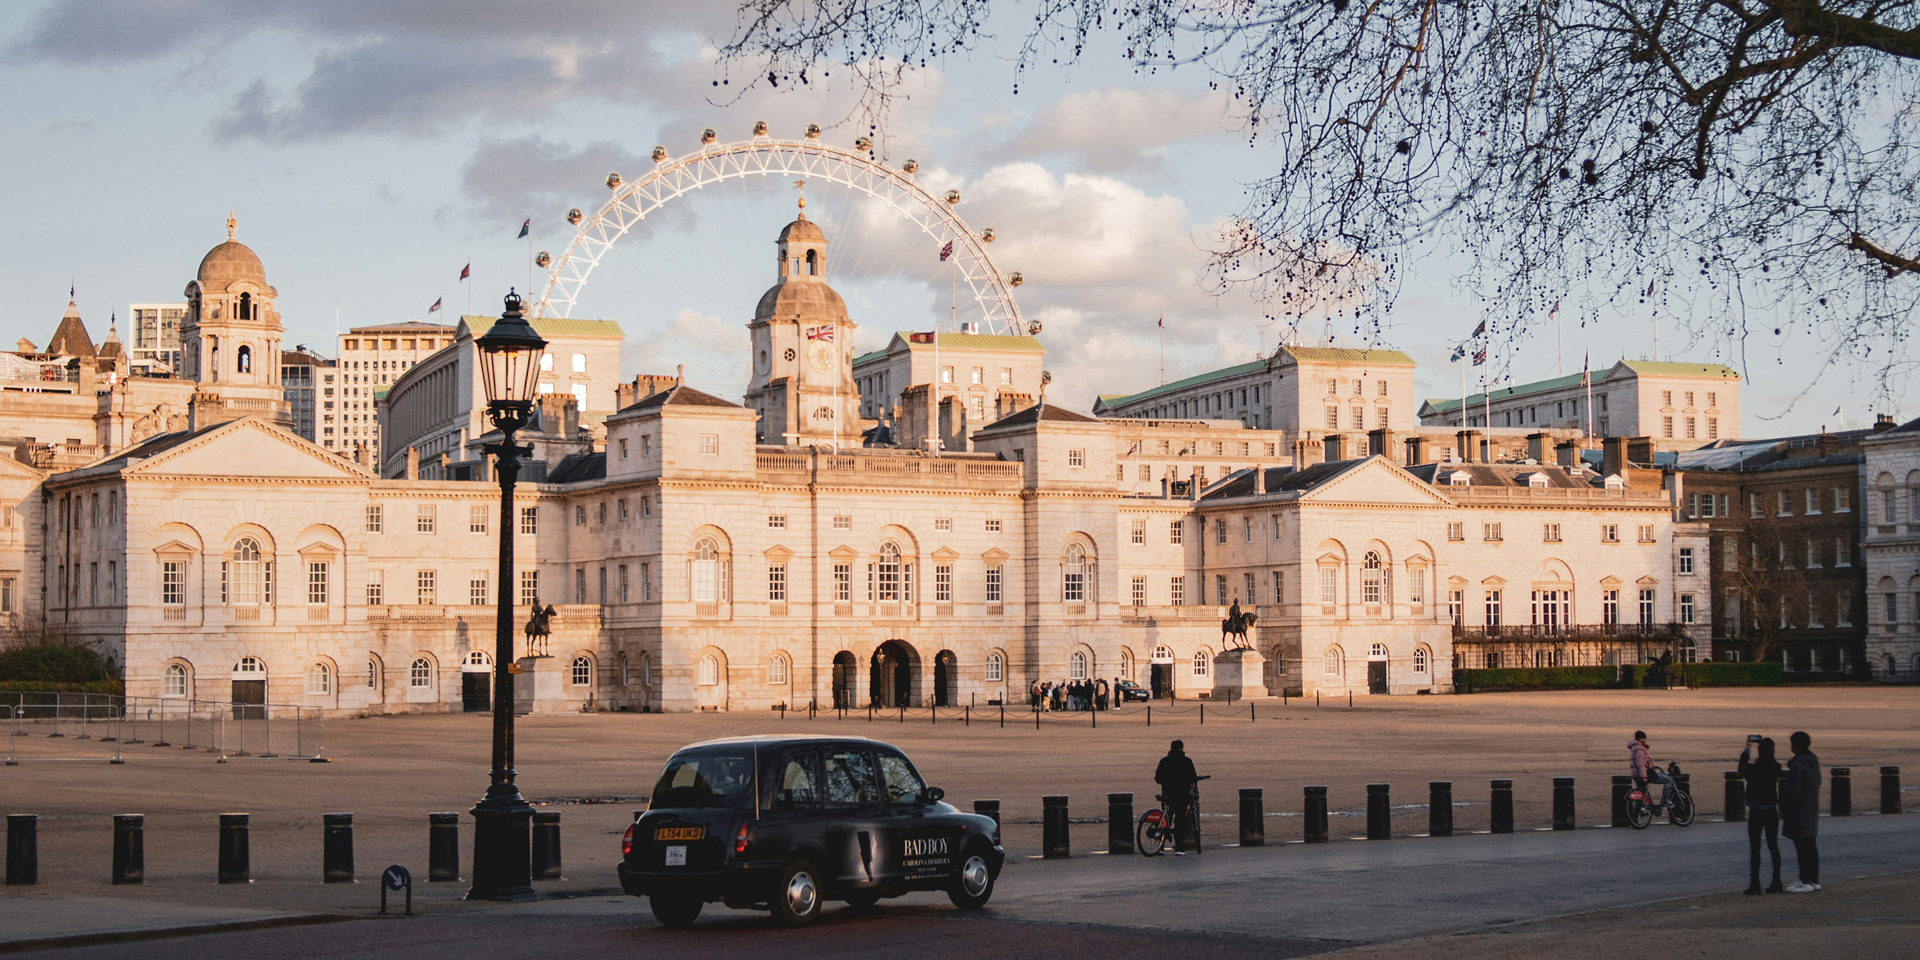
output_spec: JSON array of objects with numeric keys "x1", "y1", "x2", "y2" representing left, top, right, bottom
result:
[{"x1": 1452, "y1": 623, "x2": 1688, "y2": 643}]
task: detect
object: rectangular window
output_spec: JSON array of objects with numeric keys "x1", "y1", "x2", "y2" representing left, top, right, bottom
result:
[
  {"x1": 1243, "y1": 517, "x2": 1254, "y2": 542},
  {"x1": 641, "y1": 497, "x2": 652, "y2": 518},
  {"x1": 1170, "y1": 520, "x2": 1184, "y2": 545},
  {"x1": 416, "y1": 570, "x2": 436, "y2": 605},
  {"x1": 1638, "y1": 524, "x2": 1656, "y2": 543},
  {"x1": 1838, "y1": 590, "x2": 1852, "y2": 626},
  {"x1": 1214, "y1": 519, "x2": 1227, "y2": 545},
  {"x1": 768, "y1": 514, "x2": 787, "y2": 529},
  {"x1": 618, "y1": 498, "x2": 629, "y2": 521},
  {"x1": 935, "y1": 564, "x2": 952, "y2": 603},
  {"x1": 1272, "y1": 570, "x2": 1285, "y2": 606},
  {"x1": 307, "y1": 561, "x2": 328, "y2": 605},
  {"x1": 597, "y1": 502, "x2": 608, "y2": 526},
  {"x1": 365, "y1": 504, "x2": 383, "y2": 533},
  {"x1": 835, "y1": 515, "x2": 853, "y2": 531},
  {"x1": 598, "y1": 566, "x2": 607, "y2": 603},
  {"x1": 1483, "y1": 522, "x2": 1503, "y2": 542},
  {"x1": 936, "y1": 517, "x2": 952, "y2": 532},
  {"x1": 1320, "y1": 568, "x2": 1338, "y2": 605},
  {"x1": 1834, "y1": 486, "x2": 1850, "y2": 512},
  {"x1": 699, "y1": 433, "x2": 719, "y2": 456},
  {"x1": 1130, "y1": 519, "x2": 1146, "y2": 544},
  {"x1": 1602, "y1": 523, "x2": 1620, "y2": 543},
  {"x1": 1835, "y1": 538, "x2": 1851, "y2": 567},
  {"x1": 575, "y1": 505, "x2": 587, "y2": 526},
  {"x1": 1885, "y1": 593, "x2": 1898, "y2": 624},
  {"x1": 1779, "y1": 490, "x2": 1792, "y2": 516},
  {"x1": 161, "y1": 562, "x2": 185, "y2": 606},
  {"x1": 1678, "y1": 547, "x2": 1694, "y2": 574},
  {"x1": 1326, "y1": 405, "x2": 1339, "y2": 429},
  {"x1": 1244, "y1": 572, "x2": 1257, "y2": 605},
  {"x1": 834, "y1": 563, "x2": 852, "y2": 602},
  {"x1": 1067, "y1": 448, "x2": 1085, "y2": 468},
  {"x1": 769, "y1": 564, "x2": 788, "y2": 602},
  {"x1": 985, "y1": 518, "x2": 1003, "y2": 533},
  {"x1": 619, "y1": 438, "x2": 629, "y2": 460},
  {"x1": 1169, "y1": 575, "x2": 1183, "y2": 606},
  {"x1": 640, "y1": 565, "x2": 651, "y2": 602},
  {"x1": 1353, "y1": 406, "x2": 1365, "y2": 430},
  {"x1": 1662, "y1": 416, "x2": 1673, "y2": 438},
  {"x1": 1485, "y1": 590, "x2": 1503, "y2": 627},
  {"x1": 1685, "y1": 417, "x2": 1696, "y2": 439},
  {"x1": 574, "y1": 568, "x2": 587, "y2": 604},
  {"x1": 469, "y1": 575, "x2": 488, "y2": 606},
  {"x1": 519, "y1": 506, "x2": 537, "y2": 534},
  {"x1": 1447, "y1": 521, "x2": 1465, "y2": 541},
  {"x1": 1805, "y1": 488, "x2": 1819, "y2": 515},
  {"x1": 618, "y1": 565, "x2": 630, "y2": 603},
  {"x1": 1708, "y1": 418, "x2": 1719, "y2": 439},
  {"x1": 1543, "y1": 523, "x2": 1561, "y2": 542},
  {"x1": 1679, "y1": 593, "x2": 1695, "y2": 624},
  {"x1": 417, "y1": 504, "x2": 436, "y2": 533},
  {"x1": 1885, "y1": 490, "x2": 1899, "y2": 523},
  {"x1": 1639, "y1": 588, "x2": 1656, "y2": 626},
  {"x1": 469, "y1": 504, "x2": 488, "y2": 534},
  {"x1": 1448, "y1": 589, "x2": 1464, "y2": 626},
  {"x1": 1131, "y1": 575, "x2": 1147, "y2": 606},
  {"x1": 367, "y1": 570, "x2": 385, "y2": 606}
]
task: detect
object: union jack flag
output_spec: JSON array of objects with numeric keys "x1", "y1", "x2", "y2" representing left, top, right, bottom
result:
[
  {"x1": 806, "y1": 325, "x2": 834, "y2": 342},
  {"x1": 939, "y1": 240, "x2": 954, "y2": 261},
  {"x1": 1472, "y1": 348, "x2": 1487, "y2": 366}
]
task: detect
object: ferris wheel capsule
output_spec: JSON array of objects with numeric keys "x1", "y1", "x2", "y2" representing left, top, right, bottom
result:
[
  {"x1": 805, "y1": 123, "x2": 821, "y2": 139},
  {"x1": 535, "y1": 251, "x2": 552, "y2": 269},
  {"x1": 606, "y1": 171, "x2": 622, "y2": 189},
  {"x1": 902, "y1": 159, "x2": 919, "y2": 175},
  {"x1": 651, "y1": 145, "x2": 667, "y2": 163},
  {"x1": 753, "y1": 120, "x2": 769, "y2": 137},
  {"x1": 855, "y1": 136, "x2": 872, "y2": 152},
  {"x1": 980, "y1": 228, "x2": 995, "y2": 243},
  {"x1": 566, "y1": 208, "x2": 583, "y2": 225},
  {"x1": 943, "y1": 189, "x2": 961, "y2": 206},
  {"x1": 1027, "y1": 320, "x2": 1043, "y2": 336},
  {"x1": 1008, "y1": 271, "x2": 1024, "y2": 287},
  {"x1": 701, "y1": 127, "x2": 717, "y2": 144}
]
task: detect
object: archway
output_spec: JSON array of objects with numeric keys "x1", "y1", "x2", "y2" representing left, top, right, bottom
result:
[
  {"x1": 461, "y1": 650, "x2": 492, "y2": 713},
  {"x1": 832, "y1": 651, "x2": 858, "y2": 709},
  {"x1": 870, "y1": 640, "x2": 918, "y2": 708},
  {"x1": 933, "y1": 650, "x2": 957, "y2": 707}
]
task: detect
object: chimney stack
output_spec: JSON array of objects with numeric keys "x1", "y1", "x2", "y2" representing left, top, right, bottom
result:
[
  {"x1": 1253, "y1": 463, "x2": 1267, "y2": 495},
  {"x1": 1404, "y1": 435, "x2": 1431, "y2": 465},
  {"x1": 1527, "y1": 432, "x2": 1549, "y2": 464},
  {"x1": 405, "y1": 446, "x2": 420, "y2": 480},
  {"x1": 1627, "y1": 437, "x2": 1655, "y2": 465},
  {"x1": 1602, "y1": 436, "x2": 1628, "y2": 480},
  {"x1": 1456, "y1": 429, "x2": 1482, "y2": 463},
  {"x1": 1368, "y1": 428, "x2": 1397, "y2": 462},
  {"x1": 1874, "y1": 413, "x2": 1897, "y2": 433},
  {"x1": 1554, "y1": 439, "x2": 1577, "y2": 469},
  {"x1": 1323, "y1": 434, "x2": 1345, "y2": 462}
]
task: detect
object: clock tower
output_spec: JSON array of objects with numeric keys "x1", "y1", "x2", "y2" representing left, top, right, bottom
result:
[{"x1": 743, "y1": 201, "x2": 867, "y2": 445}]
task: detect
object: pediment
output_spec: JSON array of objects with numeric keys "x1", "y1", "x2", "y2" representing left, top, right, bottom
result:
[
  {"x1": 124, "y1": 418, "x2": 372, "y2": 482},
  {"x1": 1599, "y1": 575, "x2": 1623, "y2": 586},
  {"x1": 1299, "y1": 457, "x2": 1452, "y2": 508},
  {"x1": 931, "y1": 547, "x2": 960, "y2": 561},
  {"x1": 765, "y1": 545, "x2": 795, "y2": 562},
  {"x1": 981, "y1": 547, "x2": 1009, "y2": 562},
  {"x1": 1481, "y1": 575, "x2": 1507, "y2": 586},
  {"x1": 1636, "y1": 575, "x2": 1660, "y2": 586},
  {"x1": 828, "y1": 545, "x2": 859, "y2": 560}
]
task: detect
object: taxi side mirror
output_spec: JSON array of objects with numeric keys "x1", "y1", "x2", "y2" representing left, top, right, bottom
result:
[{"x1": 924, "y1": 786, "x2": 945, "y2": 804}]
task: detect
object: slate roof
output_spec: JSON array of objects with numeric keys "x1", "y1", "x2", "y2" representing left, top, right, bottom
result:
[
  {"x1": 624, "y1": 381, "x2": 741, "y2": 411},
  {"x1": 1097, "y1": 360, "x2": 1266, "y2": 408},
  {"x1": 46, "y1": 301, "x2": 95, "y2": 358},
  {"x1": 1201, "y1": 459, "x2": 1372, "y2": 499},
  {"x1": 976, "y1": 400, "x2": 1099, "y2": 431},
  {"x1": 545, "y1": 452, "x2": 607, "y2": 483},
  {"x1": 1403, "y1": 462, "x2": 1591, "y2": 488}
]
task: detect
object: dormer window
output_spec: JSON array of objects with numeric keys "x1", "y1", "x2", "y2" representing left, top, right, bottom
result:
[
  {"x1": 1524, "y1": 472, "x2": 1548, "y2": 488},
  {"x1": 1447, "y1": 471, "x2": 1471, "y2": 486}
]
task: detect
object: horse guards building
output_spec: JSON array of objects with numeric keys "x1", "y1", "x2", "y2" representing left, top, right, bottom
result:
[{"x1": 3, "y1": 209, "x2": 1914, "y2": 716}]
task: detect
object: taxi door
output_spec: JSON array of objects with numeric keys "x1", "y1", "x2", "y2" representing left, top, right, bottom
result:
[
  {"x1": 818, "y1": 744, "x2": 886, "y2": 889},
  {"x1": 875, "y1": 751, "x2": 958, "y2": 887}
]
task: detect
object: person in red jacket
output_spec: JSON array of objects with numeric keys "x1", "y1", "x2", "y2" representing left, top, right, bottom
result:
[{"x1": 1628, "y1": 731, "x2": 1654, "y2": 796}]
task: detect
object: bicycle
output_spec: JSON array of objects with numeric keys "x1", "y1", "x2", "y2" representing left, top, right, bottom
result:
[
  {"x1": 1137, "y1": 775, "x2": 1209, "y2": 856},
  {"x1": 1627, "y1": 761, "x2": 1695, "y2": 829}
]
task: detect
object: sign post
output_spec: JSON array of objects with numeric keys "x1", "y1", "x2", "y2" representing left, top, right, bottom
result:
[{"x1": 381, "y1": 864, "x2": 413, "y2": 916}]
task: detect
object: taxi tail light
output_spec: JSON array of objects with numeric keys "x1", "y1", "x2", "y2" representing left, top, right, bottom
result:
[
  {"x1": 621, "y1": 823, "x2": 635, "y2": 856},
  {"x1": 734, "y1": 820, "x2": 753, "y2": 856}
]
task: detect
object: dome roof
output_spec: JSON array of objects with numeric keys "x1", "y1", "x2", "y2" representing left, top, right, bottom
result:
[
  {"x1": 754, "y1": 278, "x2": 848, "y2": 322},
  {"x1": 197, "y1": 240, "x2": 266, "y2": 289},
  {"x1": 778, "y1": 213, "x2": 826, "y2": 244}
]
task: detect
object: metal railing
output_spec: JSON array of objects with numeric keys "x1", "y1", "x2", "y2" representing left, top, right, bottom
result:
[{"x1": 4, "y1": 693, "x2": 324, "y2": 762}]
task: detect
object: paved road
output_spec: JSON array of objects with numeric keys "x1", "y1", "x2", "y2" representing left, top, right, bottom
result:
[{"x1": 10, "y1": 813, "x2": 1916, "y2": 958}]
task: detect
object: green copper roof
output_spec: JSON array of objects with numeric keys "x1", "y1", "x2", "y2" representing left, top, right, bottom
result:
[
  {"x1": 1100, "y1": 359, "x2": 1267, "y2": 408},
  {"x1": 460, "y1": 315, "x2": 625, "y2": 339},
  {"x1": 1424, "y1": 358, "x2": 1741, "y2": 413},
  {"x1": 1278, "y1": 345, "x2": 1415, "y2": 366},
  {"x1": 1617, "y1": 360, "x2": 1741, "y2": 379},
  {"x1": 850, "y1": 349, "x2": 887, "y2": 366}
]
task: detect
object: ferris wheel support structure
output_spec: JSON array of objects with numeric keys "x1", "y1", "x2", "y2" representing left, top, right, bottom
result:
[{"x1": 533, "y1": 134, "x2": 1027, "y2": 337}]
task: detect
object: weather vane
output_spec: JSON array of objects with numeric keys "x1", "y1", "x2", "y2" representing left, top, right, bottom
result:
[{"x1": 793, "y1": 179, "x2": 806, "y2": 211}]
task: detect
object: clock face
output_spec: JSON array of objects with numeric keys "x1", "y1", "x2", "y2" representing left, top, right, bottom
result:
[{"x1": 806, "y1": 342, "x2": 834, "y2": 374}]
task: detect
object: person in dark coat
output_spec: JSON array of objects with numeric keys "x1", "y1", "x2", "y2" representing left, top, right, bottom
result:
[
  {"x1": 1738, "y1": 737, "x2": 1783, "y2": 894},
  {"x1": 1154, "y1": 739, "x2": 1202, "y2": 854},
  {"x1": 1781, "y1": 731, "x2": 1821, "y2": 892}
]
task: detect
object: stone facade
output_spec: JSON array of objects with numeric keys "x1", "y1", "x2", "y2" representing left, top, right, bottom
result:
[
  {"x1": 1420, "y1": 360, "x2": 1742, "y2": 454},
  {"x1": 1862, "y1": 415, "x2": 1920, "y2": 681}
]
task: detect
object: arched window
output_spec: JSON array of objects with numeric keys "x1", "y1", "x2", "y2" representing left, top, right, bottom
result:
[
  {"x1": 618, "y1": 654, "x2": 630, "y2": 687},
  {"x1": 1063, "y1": 543, "x2": 1086, "y2": 602},
  {"x1": 985, "y1": 652, "x2": 1004, "y2": 682},
  {"x1": 698, "y1": 655, "x2": 720, "y2": 686},
  {"x1": 769, "y1": 653, "x2": 789, "y2": 685},
  {"x1": 1154, "y1": 645, "x2": 1175, "y2": 661},
  {"x1": 409, "y1": 657, "x2": 433, "y2": 688},
  {"x1": 1324, "y1": 645, "x2": 1345, "y2": 677},
  {"x1": 236, "y1": 344, "x2": 252, "y2": 373},
  {"x1": 878, "y1": 542, "x2": 902, "y2": 601},
  {"x1": 1362, "y1": 551, "x2": 1383, "y2": 605},
  {"x1": 163, "y1": 663, "x2": 188, "y2": 698},
  {"x1": 570, "y1": 656, "x2": 593, "y2": 686},
  {"x1": 692, "y1": 538, "x2": 721, "y2": 602},
  {"x1": 1120, "y1": 649, "x2": 1134, "y2": 679},
  {"x1": 307, "y1": 662, "x2": 332, "y2": 696},
  {"x1": 231, "y1": 538, "x2": 264, "y2": 606},
  {"x1": 1069, "y1": 651, "x2": 1088, "y2": 680},
  {"x1": 805, "y1": 248, "x2": 819, "y2": 275},
  {"x1": 465, "y1": 650, "x2": 490, "y2": 669},
  {"x1": 1370, "y1": 642, "x2": 1389, "y2": 659},
  {"x1": 1413, "y1": 646, "x2": 1430, "y2": 675},
  {"x1": 234, "y1": 656, "x2": 265, "y2": 677},
  {"x1": 237, "y1": 292, "x2": 252, "y2": 321},
  {"x1": 1192, "y1": 649, "x2": 1211, "y2": 677},
  {"x1": 366, "y1": 657, "x2": 381, "y2": 689}
]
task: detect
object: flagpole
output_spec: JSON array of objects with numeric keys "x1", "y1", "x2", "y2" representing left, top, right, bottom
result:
[{"x1": 1159, "y1": 314, "x2": 1166, "y2": 386}]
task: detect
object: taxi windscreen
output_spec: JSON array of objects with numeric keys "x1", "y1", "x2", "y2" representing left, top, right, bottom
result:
[{"x1": 651, "y1": 749, "x2": 756, "y2": 809}]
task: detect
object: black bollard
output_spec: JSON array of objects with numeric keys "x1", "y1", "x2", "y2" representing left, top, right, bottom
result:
[
  {"x1": 1303, "y1": 786, "x2": 1329, "y2": 843},
  {"x1": 218, "y1": 813, "x2": 251, "y2": 883},
  {"x1": 322, "y1": 813, "x2": 354, "y2": 883},
  {"x1": 531, "y1": 811, "x2": 562, "y2": 880},
  {"x1": 1239, "y1": 788, "x2": 1264, "y2": 847},
  {"x1": 1883, "y1": 766, "x2": 1902, "y2": 814},
  {"x1": 973, "y1": 800, "x2": 1002, "y2": 846},
  {"x1": 112, "y1": 814, "x2": 144, "y2": 885},
  {"x1": 428, "y1": 812, "x2": 461, "y2": 881},
  {"x1": 1675, "y1": 771, "x2": 1690, "y2": 810},
  {"x1": 1042, "y1": 796, "x2": 1070, "y2": 859},
  {"x1": 1429, "y1": 781, "x2": 1453, "y2": 837},
  {"x1": 1724, "y1": 770, "x2": 1746, "y2": 823},
  {"x1": 1552, "y1": 777, "x2": 1576, "y2": 831},
  {"x1": 5, "y1": 814, "x2": 35, "y2": 885},
  {"x1": 1108, "y1": 793, "x2": 1133, "y2": 855},
  {"x1": 1831, "y1": 767, "x2": 1851, "y2": 817},
  {"x1": 1612, "y1": 775, "x2": 1633, "y2": 828},
  {"x1": 1366, "y1": 784, "x2": 1391, "y2": 839},
  {"x1": 1490, "y1": 780, "x2": 1514, "y2": 834}
]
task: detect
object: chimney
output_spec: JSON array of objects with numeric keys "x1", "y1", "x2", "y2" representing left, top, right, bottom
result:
[
  {"x1": 1554, "y1": 439, "x2": 1577, "y2": 468},
  {"x1": 1816, "y1": 430, "x2": 1839, "y2": 458},
  {"x1": 1404, "y1": 435, "x2": 1431, "y2": 465},
  {"x1": 1253, "y1": 463, "x2": 1267, "y2": 495},
  {"x1": 1294, "y1": 437, "x2": 1323, "y2": 467},
  {"x1": 1603, "y1": 436, "x2": 1628, "y2": 480},
  {"x1": 1874, "y1": 413, "x2": 1897, "y2": 433},
  {"x1": 1368, "y1": 428, "x2": 1396, "y2": 461},
  {"x1": 1527, "y1": 432, "x2": 1549, "y2": 464},
  {"x1": 355, "y1": 442, "x2": 370, "y2": 468},
  {"x1": 405, "y1": 446, "x2": 420, "y2": 480},
  {"x1": 1190, "y1": 469, "x2": 1203, "y2": 502},
  {"x1": 1456, "y1": 429, "x2": 1481, "y2": 463},
  {"x1": 564, "y1": 397, "x2": 580, "y2": 437},
  {"x1": 1627, "y1": 437, "x2": 1655, "y2": 465}
]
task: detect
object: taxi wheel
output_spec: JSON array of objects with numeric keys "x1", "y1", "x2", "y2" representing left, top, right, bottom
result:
[
  {"x1": 947, "y1": 845, "x2": 995, "y2": 910},
  {"x1": 650, "y1": 894, "x2": 702, "y2": 928},
  {"x1": 773, "y1": 859, "x2": 825, "y2": 926}
]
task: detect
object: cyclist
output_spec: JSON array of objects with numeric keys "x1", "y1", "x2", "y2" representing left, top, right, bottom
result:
[
  {"x1": 1154, "y1": 739, "x2": 1202, "y2": 855},
  {"x1": 1629, "y1": 730, "x2": 1676, "y2": 807}
]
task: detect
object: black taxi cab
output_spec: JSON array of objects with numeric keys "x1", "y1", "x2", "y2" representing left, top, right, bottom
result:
[{"x1": 618, "y1": 735, "x2": 1005, "y2": 927}]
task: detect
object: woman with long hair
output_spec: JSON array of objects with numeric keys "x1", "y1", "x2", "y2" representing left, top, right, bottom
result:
[{"x1": 1738, "y1": 736, "x2": 1784, "y2": 894}]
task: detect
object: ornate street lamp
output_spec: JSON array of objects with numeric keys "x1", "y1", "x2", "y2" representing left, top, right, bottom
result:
[{"x1": 467, "y1": 289, "x2": 547, "y2": 902}]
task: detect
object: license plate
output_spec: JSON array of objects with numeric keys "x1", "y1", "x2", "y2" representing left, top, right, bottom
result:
[
  {"x1": 656, "y1": 826, "x2": 703, "y2": 841},
  {"x1": 663, "y1": 845, "x2": 687, "y2": 866}
]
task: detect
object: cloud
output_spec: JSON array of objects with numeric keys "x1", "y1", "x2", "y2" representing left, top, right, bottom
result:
[
  {"x1": 1000, "y1": 85, "x2": 1237, "y2": 174},
  {"x1": 459, "y1": 135, "x2": 657, "y2": 228},
  {"x1": 621, "y1": 307, "x2": 746, "y2": 393}
]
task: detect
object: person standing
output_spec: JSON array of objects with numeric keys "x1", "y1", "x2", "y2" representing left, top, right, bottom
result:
[
  {"x1": 1154, "y1": 739, "x2": 1202, "y2": 855},
  {"x1": 1782, "y1": 731, "x2": 1821, "y2": 892},
  {"x1": 1738, "y1": 737, "x2": 1783, "y2": 894}
]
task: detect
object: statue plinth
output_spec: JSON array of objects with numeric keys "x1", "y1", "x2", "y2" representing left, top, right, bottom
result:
[
  {"x1": 512, "y1": 656, "x2": 570, "y2": 715},
  {"x1": 1211, "y1": 648, "x2": 1268, "y2": 701}
]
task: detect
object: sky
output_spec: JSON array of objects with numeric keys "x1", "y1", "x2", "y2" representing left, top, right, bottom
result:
[{"x1": 1, "y1": 0, "x2": 1895, "y2": 437}]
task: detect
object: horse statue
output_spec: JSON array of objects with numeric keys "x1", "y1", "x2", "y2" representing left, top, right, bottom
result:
[
  {"x1": 524, "y1": 603, "x2": 556, "y2": 657},
  {"x1": 1220, "y1": 608, "x2": 1259, "y2": 650}
]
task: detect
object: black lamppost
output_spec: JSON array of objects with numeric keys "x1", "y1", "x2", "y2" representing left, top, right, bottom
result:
[{"x1": 467, "y1": 289, "x2": 547, "y2": 902}]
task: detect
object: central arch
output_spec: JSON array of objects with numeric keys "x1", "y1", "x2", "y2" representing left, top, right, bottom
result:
[
  {"x1": 534, "y1": 132, "x2": 1029, "y2": 336},
  {"x1": 870, "y1": 639, "x2": 919, "y2": 708}
]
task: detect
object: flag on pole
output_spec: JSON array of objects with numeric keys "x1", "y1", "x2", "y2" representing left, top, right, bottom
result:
[
  {"x1": 1158, "y1": 314, "x2": 1165, "y2": 329},
  {"x1": 908, "y1": 332, "x2": 935, "y2": 344},
  {"x1": 806, "y1": 325, "x2": 835, "y2": 342},
  {"x1": 427, "y1": 298, "x2": 442, "y2": 314},
  {"x1": 1471, "y1": 320, "x2": 1486, "y2": 338},
  {"x1": 517, "y1": 219, "x2": 530, "y2": 239},
  {"x1": 938, "y1": 240, "x2": 954, "y2": 261},
  {"x1": 1580, "y1": 350, "x2": 1590, "y2": 386},
  {"x1": 1471, "y1": 348, "x2": 1487, "y2": 366},
  {"x1": 1549, "y1": 301, "x2": 1559, "y2": 320},
  {"x1": 459, "y1": 263, "x2": 470, "y2": 282},
  {"x1": 1450, "y1": 345, "x2": 1466, "y2": 362}
]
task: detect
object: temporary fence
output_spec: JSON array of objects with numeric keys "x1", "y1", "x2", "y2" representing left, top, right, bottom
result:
[
  {"x1": 4, "y1": 693, "x2": 324, "y2": 763},
  {"x1": 772, "y1": 691, "x2": 1352, "y2": 729}
]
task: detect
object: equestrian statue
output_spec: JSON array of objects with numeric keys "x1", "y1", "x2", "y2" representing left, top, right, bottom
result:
[
  {"x1": 1220, "y1": 599, "x2": 1259, "y2": 650},
  {"x1": 524, "y1": 602, "x2": 557, "y2": 657}
]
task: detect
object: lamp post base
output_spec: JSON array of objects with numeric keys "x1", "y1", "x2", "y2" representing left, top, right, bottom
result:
[{"x1": 467, "y1": 786, "x2": 537, "y2": 902}]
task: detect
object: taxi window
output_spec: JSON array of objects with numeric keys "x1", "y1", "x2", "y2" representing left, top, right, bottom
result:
[
  {"x1": 877, "y1": 752, "x2": 927, "y2": 806},
  {"x1": 822, "y1": 748, "x2": 880, "y2": 807},
  {"x1": 772, "y1": 751, "x2": 819, "y2": 809},
  {"x1": 651, "y1": 749, "x2": 755, "y2": 809}
]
